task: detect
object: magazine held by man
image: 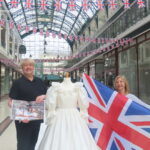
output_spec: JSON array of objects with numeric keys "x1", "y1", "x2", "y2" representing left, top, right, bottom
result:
[{"x1": 11, "y1": 100, "x2": 44, "y2": 120}]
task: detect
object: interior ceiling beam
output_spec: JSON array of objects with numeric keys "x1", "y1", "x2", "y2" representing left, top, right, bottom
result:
[
  {"x1": 3, "y1": 0, "x2": 21, "y2": 38},
  {"x1": 20, "y1": 0, "x2": 28, "y2": 25},
  {"x1": 68, "y1": 7, "x2": 82, "y2": 35},
  {"x1": 59, "y1": 3, "x2": 69, "y2": 33},
  {"x1": 34, "y1": 0, "x2": 39, "y2": 28},
  {"x1": 50, "y1": 1, "x2": 55, "y2": 29}
]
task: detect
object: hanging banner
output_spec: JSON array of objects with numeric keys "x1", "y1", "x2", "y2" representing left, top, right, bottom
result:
[
  {"x1": 0, "y1": 18, "x2": 133, "y2": 44},
  {"x1": 0, "y1": 37, "x2": 132, "y2": 67}
]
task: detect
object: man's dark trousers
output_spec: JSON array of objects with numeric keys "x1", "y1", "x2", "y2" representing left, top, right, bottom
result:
[{"x1": 15, "y1": 120, "x2": 42, "y2": 150}]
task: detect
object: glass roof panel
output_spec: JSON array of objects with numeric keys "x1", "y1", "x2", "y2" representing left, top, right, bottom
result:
[
  {"x1": 4, "y1": 0, "x2": 123, "y2": 61},
  {"x1": 23, "y1": 34, "x2": 71, "y2": 59},
  {"x1": 5, "y1": 0, "x2": 100, "y2": 39}
]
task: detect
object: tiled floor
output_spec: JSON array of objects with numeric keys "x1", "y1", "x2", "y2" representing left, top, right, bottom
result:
[
  {"x1": 0, "y1": 96, "x2": 10, "y2": 123},
  {"x1": 0, "y1": 122, "x2": 47, "y2": 150},
  {"x1": 0, "y1": 122, "x2": 17, "y2": 150}
]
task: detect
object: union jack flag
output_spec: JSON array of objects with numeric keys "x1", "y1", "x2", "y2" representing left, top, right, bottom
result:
[
  {"x1": 108, "y1": 0, "x2": 117, "y2": 10},
  {"x1": 46, "y1": 30, "x2": 49, "y2": 37},
  {"x1": 68, "y1": 0, "x2": 76, "y2": 11},
  {"x1": 96, "y1": 0, "x2": 104, "y2": 10},
  {"x1": 9, "y1": 21, "x2": 14, "y2": 29},
  {"x1": 0, "y1": 19, "x2": 5, "y2": 27},
  {"x1": 54, "y1": 0, "x2": 62, "y2": 11},
  {"x1": 25, "y1": 0, "x2": 33, "y2": 9},
  {"x1": 39, "y1": 29, "x2": 44, "y2": 35},
  {"x1": 10, "y1": 0, "x2": 19, "y2": 8},
  {"x1": 0, "y1": 0, "x2": 3, "y2": 7},
  {"x1": 123, "y1": 0, "x2": 130, "y2": 9},
  {"x1": 40, "y1": 0, "x2": 47, "y2": 10},
  {"x1": 32, "y1": 27, "x2": 37, "y2": 34},
  {"x1": 17, "y1": 24, "x2": 22, "y2": 31},
  {"x1": 82, "y1": 74, "x2": 150, "y2": 150},
  {"x1": 137, "y1": 0, "x2": 145, "y2": 8},
  {"x1": 82, "y1": 0, "x2": 89, "y2": 11},
  {"x1": 25, "y1": 25, "x2": 30, "y2": 32}
]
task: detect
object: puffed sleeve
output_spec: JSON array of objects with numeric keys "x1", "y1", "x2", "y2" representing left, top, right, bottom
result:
[
  {"x1": 76, "y1": 82, "x2": 89, "y2": 124},
  {"x1": 45, "y1": 82, "x2": 59, "y2": 125}
]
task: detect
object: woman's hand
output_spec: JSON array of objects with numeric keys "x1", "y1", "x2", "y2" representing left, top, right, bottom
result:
[
  {"x1": 35, "y1": 95, "x2": 46, "y2": 103},
  {"x1": 8, "y1": 99, "x2": 12, "y2": 107}
]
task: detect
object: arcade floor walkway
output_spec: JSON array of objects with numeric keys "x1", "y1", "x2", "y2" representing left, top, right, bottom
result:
[
  {"x1": 0, "y1": 97, "x2": 47, "y2": 150},
  {"x1": 0, "y1": 121, "x2": 47, "y2": 150}
]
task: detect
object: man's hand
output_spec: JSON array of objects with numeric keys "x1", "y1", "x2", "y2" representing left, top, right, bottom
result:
[
  {"x1": 21, "y1": 119, "x2": 30, "y2": 123},
  {"x1": 35, "y1": 95, "x2": 46, "y2": 103}
]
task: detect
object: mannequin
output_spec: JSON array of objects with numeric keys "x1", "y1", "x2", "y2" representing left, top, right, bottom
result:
[
  {"x1": 65, "y1": 72, "x2": 70, "y2": 78},
  {"x1": 37, "y1": 71, "x2": 100, "y2": 150},
  {"x1": 63, "y1": 72, "x2": 73, "y2": 85}
]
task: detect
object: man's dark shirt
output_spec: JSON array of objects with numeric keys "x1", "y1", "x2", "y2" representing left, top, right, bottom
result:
[{"x1": 9, "y1": 76, "x2": 47, "y2": 101}]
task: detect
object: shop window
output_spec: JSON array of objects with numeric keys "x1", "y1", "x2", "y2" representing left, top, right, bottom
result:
[
  {"x1": 9, "y1": 36, "x2": 13, "y2": 55},
  {"x1": 95, "y1": 16, "x2": 98, "y2": 29},
  {"x1": 119, "y1": 47, "x2": 138, "y2": 96},
  {"x1": 89, "y1": 61, "x2": 95, "y2": 78},
  {"x1": 88, "y1": 26, "x2": 91, "y2": 36},
  {"x1": 1, "y1": 27, "x2": 6, "y2": 48},
  {"x1": 83, "y1": 65, "x2": 89, "y2": 74},
  {"x1": 104, "y1": 54, "x2": 116, "y2": 88},
  {"x1": 143, "y1": 41, "x2": 150, "y2": 62},
  {"x1": 0, "y1": 65, "x2": 6, "y2": 96},
  {"x1": 119, "y1": 50, "x2": 128, "y2": 68},
  {"x1": 138, "y1": 40, "x2": 150, "y2": 104}
]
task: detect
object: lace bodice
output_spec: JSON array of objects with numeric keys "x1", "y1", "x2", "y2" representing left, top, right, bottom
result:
[{"x1": 45, "y1": 79, "x2": 89, "y2": 125}]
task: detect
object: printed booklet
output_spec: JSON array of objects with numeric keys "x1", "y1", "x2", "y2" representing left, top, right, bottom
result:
[{"x1": 11, "y1": 100, "x2": 44, "y2": 120}]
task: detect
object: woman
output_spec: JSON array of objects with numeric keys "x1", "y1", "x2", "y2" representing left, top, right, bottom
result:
[{"x1": 114, "y1": 75, "x2": 141, "y2": 102}]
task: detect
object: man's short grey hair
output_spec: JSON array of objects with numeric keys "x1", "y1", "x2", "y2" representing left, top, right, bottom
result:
[{"x1": 20, "y1": 58, "x2": 35, "y2": 68}]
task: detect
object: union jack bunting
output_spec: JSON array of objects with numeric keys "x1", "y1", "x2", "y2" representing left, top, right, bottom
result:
[{"x1": 82, "y1": 74, "x2": 150, "y2": 150}]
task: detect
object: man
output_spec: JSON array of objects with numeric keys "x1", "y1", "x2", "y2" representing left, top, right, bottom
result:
[{"x1": 9, "y1": 58, "x2": 47, "y2": 150}]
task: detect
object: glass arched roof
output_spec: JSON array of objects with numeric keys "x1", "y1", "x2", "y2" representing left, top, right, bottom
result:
[
  {"x1": 23, "y1": 34, "x2": 71, "y2": 59},
  {"x1": 4, "y1": 0, "x2": 98, "y2": 40}
]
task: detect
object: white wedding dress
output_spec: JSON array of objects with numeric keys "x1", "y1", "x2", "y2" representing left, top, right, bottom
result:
[{"x1": 37, "y1": 78, "x2": 100, "y2": 150}]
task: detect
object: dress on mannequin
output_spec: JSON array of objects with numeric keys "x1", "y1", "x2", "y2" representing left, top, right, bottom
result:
[{"x1": 37, "y1": 78, "x2": 100, "y2": 150}]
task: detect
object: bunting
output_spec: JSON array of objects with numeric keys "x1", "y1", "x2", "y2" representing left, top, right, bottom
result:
[{"x1": 0, "y1": 0, "x2": 145, "y2": 11}]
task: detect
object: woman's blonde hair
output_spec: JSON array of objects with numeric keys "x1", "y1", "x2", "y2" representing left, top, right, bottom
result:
[
  {"x1": 114, "y1": 75, "x2": 130, "y2": 94},
  {"x1": 20, "y1": 58, "x2": 35, "y2": 68}
]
